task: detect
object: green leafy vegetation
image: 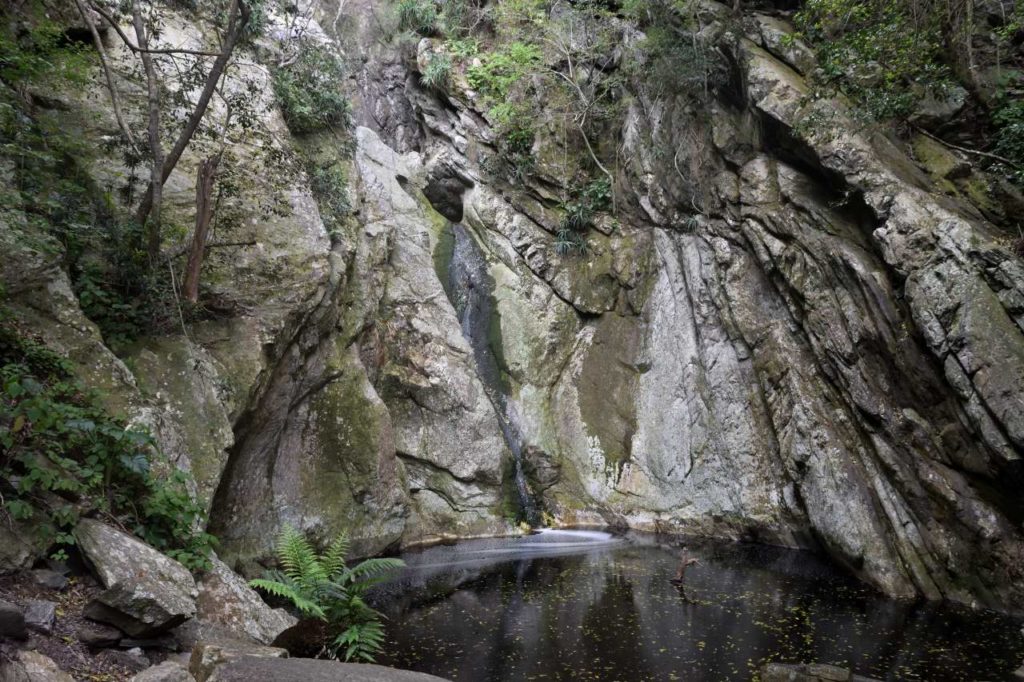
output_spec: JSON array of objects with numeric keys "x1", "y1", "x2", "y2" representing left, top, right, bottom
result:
[
  {"x1": 0, "y1": 304, "x2": 214, "y2": 569},
  {"x1": 272, "y1": 41, "x2": 350, "y2": 135},
  {"x1": 421, "y1": 52, "x2": 452, "y2": 91},
  {"x1": 794, "y1": 0, "x2": 954, "y2": 120},
  {"x1": 992, "y1": 94, "x2": 1024, "y2": 186},
  {"x1": 467, "y1": 42, "x2": 543, "y2": 174},
  {"x1": 396, "y1": 0, "x2": 438, "y2": 35},
  {"x1": 793, "y1": 0, "x2": 1024, "y2": 188},
  {"x1": 250, "y1": 526, "x2": 405, "y2": 662}
]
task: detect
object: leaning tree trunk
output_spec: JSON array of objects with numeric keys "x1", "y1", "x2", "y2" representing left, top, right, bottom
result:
[
  {"x1": 182, "y1": 154, "x2": 221, "y2": 304},
  {"x1": 133, "y1": 0, "x2": 249, "y2": 237}
]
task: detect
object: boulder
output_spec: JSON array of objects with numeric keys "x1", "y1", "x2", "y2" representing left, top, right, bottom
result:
[
  {"x1": 30, "y1": 569, "x2": 68, "y2": 591},
  {"x1": 200, "y1": 656, "x2": 451, "y2": 682},
  {"x1": 0, "y1": 650, "x2": 75, "y2": 682},
  {"x1": 75, "y1": 519, "x2": 197, "y2": 637},
  {"x1": 0, "y1": 599, "x2": 26, "y2": 640},
  {"x1": 0, "y1": 519, "x2": 46, "y2": 575},
  {"x1": 132, "y1": 661, "x2": 196, "y2": 682},
  {"x1": 188, "y1": 642, "x2": 288, "y2": 682},
  {"x1": 194, "y1": 557, "x2": 296, "y2": 644},
  {"x1": 76, "y1": 620, "x2": 124, "y2": 648},
  {"x1": 23, "y1": 600, "x2": 56, "y2": 635}
]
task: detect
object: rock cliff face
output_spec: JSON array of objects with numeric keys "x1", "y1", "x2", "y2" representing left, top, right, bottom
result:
[{"x1": 3, "y1": 0, "x2": 1022, "y2": 614}]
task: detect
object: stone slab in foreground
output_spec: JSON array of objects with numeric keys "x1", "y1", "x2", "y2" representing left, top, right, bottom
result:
[{"x1": 202, "y1": 656, "x2": 450, "y2": 682}]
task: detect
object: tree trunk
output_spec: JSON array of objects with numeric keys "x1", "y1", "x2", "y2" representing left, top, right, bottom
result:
[
  {"x1": 134, "y1": 0, "x2": 250, "y2": 233},
  {"x1": 182, "y1": 155, "x2": 221, "y2": 304},
  {"x1": 131, "y1": 0, "x2": 165, "y2": 264}
]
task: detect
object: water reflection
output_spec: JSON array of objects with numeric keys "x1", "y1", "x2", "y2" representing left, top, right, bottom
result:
[{"x1": 378, "y1": 532, "x2": 1024, "y2": 681}]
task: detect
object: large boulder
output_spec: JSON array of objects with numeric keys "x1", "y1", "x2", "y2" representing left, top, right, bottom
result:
[
  {"x1": 194, "y1": 557, "x2": 296, "y2": 644},
  {"x1": 75, "y1": 518, "x2": 198, "y2": 637}
]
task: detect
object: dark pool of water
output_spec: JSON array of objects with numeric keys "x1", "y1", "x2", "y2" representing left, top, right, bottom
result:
[{"x1": 376, "y1": 530, "x2": 1024, "y2": 681}]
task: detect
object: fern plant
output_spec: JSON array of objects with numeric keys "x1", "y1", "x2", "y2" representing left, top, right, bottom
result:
[{"x1": 250, "y1": 526, "x2": 404, "y2": 661}]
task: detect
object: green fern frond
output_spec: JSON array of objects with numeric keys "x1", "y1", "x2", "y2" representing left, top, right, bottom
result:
[
  {"x1": 345, "y1": 557, "x2": 405, "y2": 585},
  {"x1": 322, "y1": 533, "x2": 350, "y2": 580},
  {"x1": 276, "y1": 526, "x2": 328, "y2": 591},
  {"x1": 248, "y1": 578, "x2": 326, "y2": 619}
]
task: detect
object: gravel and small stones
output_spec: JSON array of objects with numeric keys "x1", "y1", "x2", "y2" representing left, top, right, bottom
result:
[{"x1": 0, "y1": 571, "x2": 148, "y2": 680}]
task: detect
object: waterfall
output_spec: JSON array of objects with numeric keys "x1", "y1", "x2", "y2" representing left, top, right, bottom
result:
[{"x1": 436, "y1": 222, "x2": 540, "y2": 526}]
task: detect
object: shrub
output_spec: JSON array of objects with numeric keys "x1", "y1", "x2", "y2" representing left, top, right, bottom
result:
[
  {"x1": 396, "y1": 0, "x2": 437, "y2": 35},
  {"x1": 466, "y1": 42, "x2": 543, "y2": 103},
  {"x1": 421, "y1": 52, "x2": 452, "y2": 92},
  {"x1": 0, "y1": 309, "x2": 214, "y2": 569},
  {"x1": 273, "y1": 41, "x2": 350, "y2": 135},
  {"x1": 250, "y1": 526, "x2": 405, "y2": 662}
]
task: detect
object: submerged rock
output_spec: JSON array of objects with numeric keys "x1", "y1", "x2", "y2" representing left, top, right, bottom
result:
[
  {"x1": 760, "y1": 663, "x2": 881, "y2": 682},
  {"x1": 75, "y1": 519, "x2": 197, "y2": 637},
  {"x1": 188, "y1": 642, "x2": 287, "y2": 682}
]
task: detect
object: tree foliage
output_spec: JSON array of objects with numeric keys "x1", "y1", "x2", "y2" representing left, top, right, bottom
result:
[{"x1": 272, "y1": 40, "x2": 351, "y2": 135}]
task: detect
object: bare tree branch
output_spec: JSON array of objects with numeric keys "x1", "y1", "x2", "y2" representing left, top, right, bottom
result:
[
  {"x1": 74, "y1": 0, "x2": 136, "y2": 147},
  {"x1": 86, "y1": 1, "x2": 226, "y2": 57}
]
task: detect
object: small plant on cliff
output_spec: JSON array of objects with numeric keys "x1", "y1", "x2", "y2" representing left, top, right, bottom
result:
[
  {"x1": 250, "y1": 526, "x2": 405, "y2": 662},
  {"x1": 421, "y1": 52, "x2": 452, "y2": 92},
  {"x1": 396, "y1": 0, "x2": 438, "y2": 35}
]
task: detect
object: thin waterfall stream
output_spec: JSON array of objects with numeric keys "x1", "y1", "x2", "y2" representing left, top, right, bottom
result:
[{"x1": 436, "y1": 222, "x2": 540, "y2": 525}]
